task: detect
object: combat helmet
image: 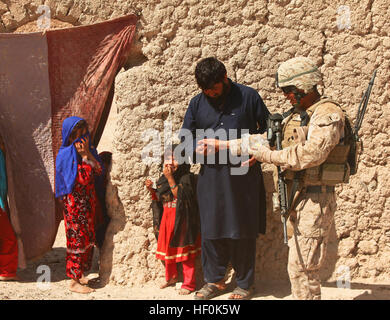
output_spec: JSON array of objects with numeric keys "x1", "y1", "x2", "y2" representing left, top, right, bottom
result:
[{"x1": 275, "y1": 57, "x2": 322, "y2": 93}]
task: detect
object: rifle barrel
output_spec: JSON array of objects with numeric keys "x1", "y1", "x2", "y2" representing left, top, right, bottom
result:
[{"x1": 354, "y1": 69, "x2": 377, "y2": 134}]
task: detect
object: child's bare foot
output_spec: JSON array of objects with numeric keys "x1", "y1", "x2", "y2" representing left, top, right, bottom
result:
[
  {"x1": 0, "y1": 275, "x2": 20, "y2": 281},
  {"x1": 178, "y1": 288, "x2": 192, "y2": 295},
  {"x1": 69, "y1": 279, "x2": 95, "y2": 294},
  {"x1": 79, "y1": 275, "x2": 90, "y2": 285},
  {"x1": 160, "y1": 278, "x2": 178, "y2": 289}
]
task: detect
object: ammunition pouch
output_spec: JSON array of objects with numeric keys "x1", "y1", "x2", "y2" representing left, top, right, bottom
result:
[{"x1": 285, "y1": 162, "x2": 350, "y2": 186}]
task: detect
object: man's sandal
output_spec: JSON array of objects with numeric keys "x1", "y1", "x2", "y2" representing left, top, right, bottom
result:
[
  {"x1": 228, "y1": 286, "x2": 254, "y2": 300},
  {"x1": 194, "y1": 283, "x2": 225, "y2": 300}
]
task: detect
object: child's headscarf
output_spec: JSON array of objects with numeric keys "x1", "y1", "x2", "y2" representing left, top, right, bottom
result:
[{"x1": 55, "y1": 116, "x2": 101, "y2": 198}]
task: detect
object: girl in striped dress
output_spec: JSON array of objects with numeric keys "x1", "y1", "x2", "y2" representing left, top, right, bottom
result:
[{"x1": 146, "y1": 144, "x2": 201, "y2": 295}]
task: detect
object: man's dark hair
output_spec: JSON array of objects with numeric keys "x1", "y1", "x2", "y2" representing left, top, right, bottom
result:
[{"x1": 195, "y1": 57, "x2": 227, "y2": 90}]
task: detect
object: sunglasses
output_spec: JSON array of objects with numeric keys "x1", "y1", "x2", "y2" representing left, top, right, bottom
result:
[{"x1": 281, "y1": 86, "x2": 297, "y2": 94}]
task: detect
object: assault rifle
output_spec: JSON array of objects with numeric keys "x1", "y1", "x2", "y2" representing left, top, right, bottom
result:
[
  {"x1": 267, "y1": 114, "x2": 288, "y2": 244},
  {"x1": 349, "y1": 69, "x2": 377, "y2": 174}
]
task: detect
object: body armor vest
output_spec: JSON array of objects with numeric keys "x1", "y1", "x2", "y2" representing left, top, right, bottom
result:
[{"x1": 281, "y1": 98, "x2": 352, "y2": 186}]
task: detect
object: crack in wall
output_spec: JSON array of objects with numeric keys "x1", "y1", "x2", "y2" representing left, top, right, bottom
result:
[
  {"x1": 65, "y1": 0, "x2": 74, "y2": 17},
  {"x1": 321, "y1": 30, "x2": 327, "y2": 67},
  {"x1": 1, "y1": 0, "x2": 14, "y2": 32},
  {"x1": 0, "y1": 1, "x2": 10, "y2": 29},
  {"x1": 368, "y1": 0, "x2": 375, "y2": 34},
  {"x1": 264, "y1": 0, "x2": 270, "y2": 25}
]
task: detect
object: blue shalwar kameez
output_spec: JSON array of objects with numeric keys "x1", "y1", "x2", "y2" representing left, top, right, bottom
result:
[{"x1": 180, "y1": 80, "x2": 270, "y2": 289}]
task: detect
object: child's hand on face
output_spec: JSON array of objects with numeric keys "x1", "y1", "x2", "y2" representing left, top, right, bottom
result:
[
  {"x1": 75, "y1": 137, "x2": 90, "y2": 159},
  {"x1": 74, "y1": 141, "x2": 85, "y2": 157}
]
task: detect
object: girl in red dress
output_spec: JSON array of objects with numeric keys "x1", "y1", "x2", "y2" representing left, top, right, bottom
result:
[
  {"x1": 146, "y1": 145, "x2": 201, "y2": 295},
  {"x1": 0, "y1": 135, "x2": 18, "y2": 281},
  {"x1": 55, "y1": 117, "x2": 102, "y2": 294}
]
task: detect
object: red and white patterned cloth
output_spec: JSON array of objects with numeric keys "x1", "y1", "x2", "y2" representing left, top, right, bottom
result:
[{"x1": 62, "y1": 162, "x2": 101, "y2": 280}]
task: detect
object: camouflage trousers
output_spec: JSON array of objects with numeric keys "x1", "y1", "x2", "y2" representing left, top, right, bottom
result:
[{"x1": 286, "y1": 190, "x2": 337, "y2": 300}]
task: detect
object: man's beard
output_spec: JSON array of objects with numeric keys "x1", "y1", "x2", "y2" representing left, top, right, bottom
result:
[{"x1": 205, "y1": 82, "x2": 230, "y2": 109}]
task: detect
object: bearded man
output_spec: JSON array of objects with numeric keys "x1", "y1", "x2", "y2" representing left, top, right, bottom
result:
[{"x1": 180, "y1": 57, "x2": 270, "y2": 300}]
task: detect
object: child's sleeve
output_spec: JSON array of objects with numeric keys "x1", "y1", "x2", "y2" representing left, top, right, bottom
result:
[
  {"x1": 83, "y1": 158, "x2": 103, "y2": 176},
  {"x1": 150, "y1": 189, "x2": 158, "y2": 201}
]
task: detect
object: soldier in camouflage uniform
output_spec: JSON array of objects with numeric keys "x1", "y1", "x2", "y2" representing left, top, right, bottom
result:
[{"x1": 198, "y1": 57, "x2": 347, "y2": 300}]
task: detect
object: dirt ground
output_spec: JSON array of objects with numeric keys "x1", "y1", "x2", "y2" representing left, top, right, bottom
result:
[{"x1": 1, "y1": 219, "x2": 389, "y2": 300}]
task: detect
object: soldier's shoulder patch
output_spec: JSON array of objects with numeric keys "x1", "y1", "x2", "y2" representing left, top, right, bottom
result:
[
  {"x1": 329, "y1": 113, "x2": 342, "y2": 122},
  {"x1": 312, "y1": 112, "x2": 343, "y2": 127},
  {"x1": 312, "y1": 102, "x2": 343, "y2": 126}
]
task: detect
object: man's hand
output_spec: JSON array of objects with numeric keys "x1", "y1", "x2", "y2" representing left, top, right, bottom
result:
[
  {"x1": 197, "y1": 139, "x2": 228, "y2": 155},
  {"x1": 249, "y1": 144, "x2": 273, "y2": 164},
  {"x1": 241, "y1": 156, "x2": 257, "y2": 167}
]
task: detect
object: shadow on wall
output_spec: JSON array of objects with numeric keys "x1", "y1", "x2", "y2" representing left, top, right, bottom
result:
[
  {"x1": 123, "y1": 32, "x2": 148, "y2": 70},
  {"x1": 255, "y1": 169, "x2": 290, "y2": 282},
  {"x1": 95, "y1": 32, "x2": 148, "y2": 286},
  {"x1": 98, "y1": 173, "x2": 127, "y2": 286}
]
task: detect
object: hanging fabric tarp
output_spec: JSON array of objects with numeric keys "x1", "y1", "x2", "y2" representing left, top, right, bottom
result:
[{"x1": 0, "y1": 14, "x2": 138, "y2": 266}]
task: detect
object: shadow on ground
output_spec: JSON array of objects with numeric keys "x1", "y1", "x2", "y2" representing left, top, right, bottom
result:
[
  {"x1": 17, "y1": 246, "x2": 101, "y2": 284},
  {"x1": 252, "y1": 281, "x2": 291, "y2": 299},
  {"x1": 324, "y1": 281, "x2": 390, "y2": 300}
]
